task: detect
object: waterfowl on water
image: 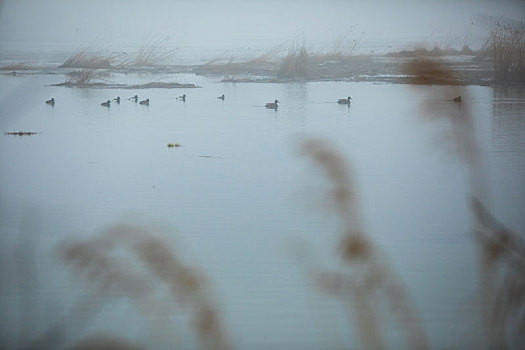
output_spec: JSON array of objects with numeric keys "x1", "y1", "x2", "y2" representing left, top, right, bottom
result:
[
  {"x1": 265, "y1": 99, "x2": 279, "y2": 109},
  {"x1": 139, "y1": 98, "x2": 150, "y2": 105},
  {"x1": 101, "y1": 100, "x2": 111, "y2": 107},
  {"x1": 45, "y1": 98, "x2": 55, "y2": 105},
  {"x1": 114, "y1": 96, "x2": 121, "y2": 104},
  {"x1": 218, "y1": 94, "x2": 225, "y2": 100},
  {"x1": 338, "y1": 96, "x2": 352, "y2": 104},
  {"x1": 129, "y1": 95, "x2": 138, "y2": 102},
  {"x1": 177, "y1": 94, "x2": 186, "y2": 102},
  {"x1": 453, "y1": 96, "x2": 462, "y2": 103}
]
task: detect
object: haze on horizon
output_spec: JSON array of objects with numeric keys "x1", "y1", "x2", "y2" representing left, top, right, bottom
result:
[{"x1": 0, "y1": 0, "x2": 524, "y2": 57}]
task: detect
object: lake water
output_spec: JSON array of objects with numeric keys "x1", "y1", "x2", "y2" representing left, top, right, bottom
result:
[{"x1": 1, "y1": 71, "x2": 524, "y2": 349}]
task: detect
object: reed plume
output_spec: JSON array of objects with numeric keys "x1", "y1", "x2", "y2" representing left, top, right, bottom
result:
[
  {"x1": 297, "y1": 138, "x2": 429, "y2": 350},
  {"x1": 25, "y1": 223, "x2": 231, "y2": 350},
  {"x1": 406, "y1": 58, "x2": 525, "y2": 349}
]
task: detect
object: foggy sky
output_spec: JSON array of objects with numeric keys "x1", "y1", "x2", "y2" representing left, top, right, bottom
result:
[{"x1": 0, "y1": 0, "x2": 524, "y2": 52}]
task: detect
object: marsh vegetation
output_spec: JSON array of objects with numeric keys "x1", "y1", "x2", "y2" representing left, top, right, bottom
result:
[{"x1": 486, "y1": 22, "x2": 525, "y2": 84}]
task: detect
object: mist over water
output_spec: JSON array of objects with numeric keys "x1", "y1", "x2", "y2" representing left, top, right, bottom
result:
[{"x1": 1, "y1": 0, "x2": 524, "y2": 63}]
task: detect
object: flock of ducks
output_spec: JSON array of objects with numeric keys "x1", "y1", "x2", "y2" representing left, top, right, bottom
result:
[
  {"x1": 101, "y1": 95, "x2": 149, "y2": 107},
  {"x1": 45, "y1": 95, "x2": 464, "y2": 109}
]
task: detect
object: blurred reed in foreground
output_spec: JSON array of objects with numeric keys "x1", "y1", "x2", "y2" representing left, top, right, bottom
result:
[
  {"x1": 23, "y1": 223, "x2": 231, "y2": 350},
  {"x1": 295, "y1": 138, "x2": 429, "y2": 350},
  {"x1": 405, "y1": 58, "x2": 525, "y2": 349}
]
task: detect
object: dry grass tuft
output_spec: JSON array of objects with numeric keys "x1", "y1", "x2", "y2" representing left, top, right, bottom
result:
[
  {"x1": 131, "y1": 35, "x2": 178, "y2": 67},
  {"x1": 65, "y1": 69, "x2": 104, "y2": 85},
  {"x1": 278, "y1": 37, "x2": 309, "y2": 79},
  {"x1": 59, "y1": 47, "x2": 119, "y2": 69}
]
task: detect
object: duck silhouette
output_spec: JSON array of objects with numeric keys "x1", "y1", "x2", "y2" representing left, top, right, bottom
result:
[
  {"x1": 45, "y1": 98, "x2": 55, "y2": 106},
  {"x1": 101, "y1": 100, "x2": 111, "y2": 107},
  {"x1": 129, "y1": 95, "x2": 138, "y2": 102},
  {"x1": 218, "y1": 94, "x2": 225, "y2": 100},
  {"x1": 265, "y1": 99, "x2": 279, "y2": 109},
  {"x1": 139, "y1": 98, "x2": 150, "y2": 105},
  {"x1": 114, "y1": 96, "x2": 121, "y2": 104},
  {"x1": 338, "y1": 96, "x2": 352, "y2": 104},
  {"x1": 177, "y1": 94, "x2": 186, "y2": 102},
  {"x1": 453, "y1": 96, "x2": 462, "y2": 103}
]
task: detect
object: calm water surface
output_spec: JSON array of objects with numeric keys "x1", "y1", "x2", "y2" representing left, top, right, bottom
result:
[{"x1": 1, "y1": 72, "x2": 524, "y2": 349}]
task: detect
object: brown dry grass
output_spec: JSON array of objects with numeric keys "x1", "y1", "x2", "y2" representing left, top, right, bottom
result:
[
  {"x1": 65, "y1": 69, "x2": 103, "y2": 85},
  {"x1": 131, "y1": 35, "x2": 178, "y2": 67},
  {"x1": 59, "y1": 47, "x2": 119, "y2": 69},
  {"x1": 278, "y1": 37, "x2": 309, "y2": 79}
]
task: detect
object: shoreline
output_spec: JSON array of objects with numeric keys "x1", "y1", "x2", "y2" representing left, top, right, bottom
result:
[{"x1": 0, "y1": 54, "x2": 514, "y2": 87}]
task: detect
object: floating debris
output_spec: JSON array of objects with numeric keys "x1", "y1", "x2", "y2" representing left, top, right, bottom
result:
[
  {"x1": 197, "y1": 155, "x2": 222, "y2": 159},
  {"x1": 5, "y1": 131, "x2": 39, "y2": 136}
]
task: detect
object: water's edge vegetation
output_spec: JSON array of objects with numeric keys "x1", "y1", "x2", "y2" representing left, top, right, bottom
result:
[{"x1": 1, "y1": 22, "x2": 524, "y2": 87}]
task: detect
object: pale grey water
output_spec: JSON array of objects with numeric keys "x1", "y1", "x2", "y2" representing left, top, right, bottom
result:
[{"x1": 1, "y1": 71, "x2": 524, "y2": 349}]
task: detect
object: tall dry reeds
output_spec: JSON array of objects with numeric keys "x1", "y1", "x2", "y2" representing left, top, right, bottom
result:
[
  {"x1": 406, "y1": 59, "x2": 525, "y2": 349},
  {"x1": 65, "y1": 69, "x2": 100, "y2": 85},
  {"x1": 131, "y1": 35, "x2": 177, "y2": 67},
  {"x1": 59, "y1": 47, "x2": 119, "y2": 69},
  {"x1": 296, "y1": 138, "x2": 429, "y2": 350},
  {"x1": 487, "y1": 21, "x2": 525, "y2": 83},
  {"x1": 278, "y1": 37, "x2": 309, "y2": 79}
]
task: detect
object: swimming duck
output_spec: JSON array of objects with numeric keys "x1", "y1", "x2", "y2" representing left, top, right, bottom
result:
[
  {"x1": 129, "y1": 95, "x2": 138, "y2": 102},
  {"x1": 177, "y1": 94, "x2": 186, "y2": 102},
  {"x1": 453, "y1": 96, "x2": 462, "y2": 103},
  {"x1": 101, "y1": 100, "x2": 111, "y2": 107},
  {"x1": 114, "y1": 96, "x2": 121, "y2": 104},
  {"x1": 218, "y1": 94, "x2": 225, "y2": 100},
  {"x1": 45, "y1": 98, "x2": 55, "y2": 105},
  {"x1": 265, "y1": 100, "x2": 279, "y2": 109},
  {"x1": 338, "y1": 96, "x2": 352, "y2": 104},
  {"x1": 139, "y1": 98, "x2": 150, "y2": 105}
]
